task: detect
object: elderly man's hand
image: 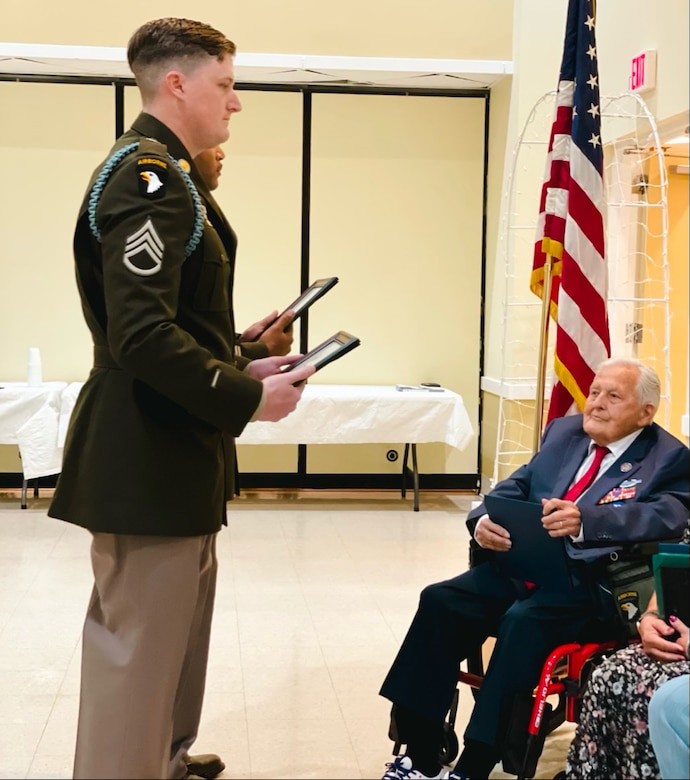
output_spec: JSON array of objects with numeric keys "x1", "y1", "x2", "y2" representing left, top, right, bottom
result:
[
  {"x1": 475, "y1": 517, "x2": 512, "y2": 552},
  {"x1": 541, "y1": 497, "x2": 582, "y2": 537}
]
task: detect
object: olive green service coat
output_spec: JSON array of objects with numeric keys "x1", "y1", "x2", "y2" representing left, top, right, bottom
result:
[{"x1": 49, "y1": 113, "x2": 263, "y2": 536}]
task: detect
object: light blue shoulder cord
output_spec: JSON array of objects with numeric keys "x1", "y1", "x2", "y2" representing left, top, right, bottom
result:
[{"x1": 87, "y1": 142, "x2": 204, "y2": 257}]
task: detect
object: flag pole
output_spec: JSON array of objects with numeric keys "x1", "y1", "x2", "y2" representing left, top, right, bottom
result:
[{"x1": 533, "y1": 253, "x2": 553, "y2": 453}]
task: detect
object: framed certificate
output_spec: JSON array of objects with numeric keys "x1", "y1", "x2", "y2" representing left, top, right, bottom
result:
[
  {"x1": 284, "y1": 330, "x2": 360, "y2": 382},
  {"x1": 255, "y1": 277, "x2": 339, "y2": 336}
]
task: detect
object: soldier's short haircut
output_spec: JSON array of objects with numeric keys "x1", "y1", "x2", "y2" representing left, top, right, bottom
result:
[{"x1": 127, "y1": 18, "x2": 236, "y2": 97}]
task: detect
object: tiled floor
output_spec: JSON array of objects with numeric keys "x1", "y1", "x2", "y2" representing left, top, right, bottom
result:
[{"x1": 0, "y1": 490, "x2": 573, "y2": 779}]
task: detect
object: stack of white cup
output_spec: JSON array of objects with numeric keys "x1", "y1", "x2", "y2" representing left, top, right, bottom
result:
[{"x1": 27, "y1": 347, "x2": 43, "y2": 387}]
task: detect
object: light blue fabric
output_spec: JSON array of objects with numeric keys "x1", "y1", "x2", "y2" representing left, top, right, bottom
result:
[{"x1": 649, "y1": 673, "x2": 690, "y2": 780}]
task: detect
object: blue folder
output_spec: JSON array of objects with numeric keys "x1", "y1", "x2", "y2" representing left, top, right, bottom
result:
[{"x1": 483, "y1": 494, "x2": 574, "y2": 591}]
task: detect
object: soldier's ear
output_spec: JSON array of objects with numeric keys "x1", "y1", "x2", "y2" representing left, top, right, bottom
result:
[{"x1": 163, "y1": 70, "x2": 185, "y2": 100}]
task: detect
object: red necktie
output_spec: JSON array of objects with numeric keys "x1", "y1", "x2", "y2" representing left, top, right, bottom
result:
[{"x1": 563, "y1": 445, "x2": 610, "y2": 502}]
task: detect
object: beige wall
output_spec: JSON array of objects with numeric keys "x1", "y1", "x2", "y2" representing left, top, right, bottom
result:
[
  {"x1": 507, "y1": 0, "x2": 689, "y2": 136},
  {"x1": 0, "y1": 83, "x2": 112, "y2": 382},
  {"x1": 225, "y1": 92, "x2": 486, "y2": 476},
  {"x1": 0, "y1": 72, "x2": 487, "y2": 479},
  {"x1": 2, "y1": 1, "x2": 512, "y2": 60}
]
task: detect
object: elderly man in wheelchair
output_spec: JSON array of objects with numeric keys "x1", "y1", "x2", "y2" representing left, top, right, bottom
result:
[{"x1": 377, "y1": 358, "x2": 690, "y2": 780}]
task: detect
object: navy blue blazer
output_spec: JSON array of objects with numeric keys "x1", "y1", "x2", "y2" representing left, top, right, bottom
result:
[{"x1": 468, "y1": 415, "x2": 690, "y2": 564}]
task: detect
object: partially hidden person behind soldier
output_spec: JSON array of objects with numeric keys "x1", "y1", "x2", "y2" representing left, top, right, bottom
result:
[
  {"x1": 193, "y1": 144, "x2": 294, "y2": 360},
  {"x1": 48, "y1": 17, "x2": 315, "y2": 780},
  {"x1": 377, "y1": 356, "x2": 689, "y2": 780}
]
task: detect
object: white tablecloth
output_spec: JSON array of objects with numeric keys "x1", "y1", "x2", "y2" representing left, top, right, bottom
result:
[
  {"x1": 57, "y1": 381, "x2": 85, "y2": 448},
  {"x1": 239, "y1": 384, "x2": 474, "y2": 449},
  {"x1": 0, "y1": 382, "x2": 474, "y2": 480},
  {"x1": 0, "y1": 382, "x2": 68, "y2": 479}
]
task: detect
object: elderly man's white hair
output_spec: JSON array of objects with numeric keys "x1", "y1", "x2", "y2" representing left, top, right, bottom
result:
[{"x1": 596, "y1": 357, "x2": 660, "y2": 408}]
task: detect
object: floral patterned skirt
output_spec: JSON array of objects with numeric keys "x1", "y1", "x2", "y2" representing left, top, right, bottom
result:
[{"x1": 565, "y1": 642, "x2": 690, "y2": 779}]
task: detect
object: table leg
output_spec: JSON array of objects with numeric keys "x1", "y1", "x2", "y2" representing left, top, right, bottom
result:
[
  {"x1": 401, "y1": 444, "x2": 410, "y2": 499},
  {"x1": 21, "y1": 477, "x2": 28, "y2": 510},
  {"x1": 401, "y1": 443, "x2": 420, "y2": 511},
  {"x1": 411, "y1": 444, "x2": 419, "y2": 512}
]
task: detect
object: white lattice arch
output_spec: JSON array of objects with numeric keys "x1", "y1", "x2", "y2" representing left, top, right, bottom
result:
[{"x1": 488, "y1": 91, "x2": 670, "y2": 487}]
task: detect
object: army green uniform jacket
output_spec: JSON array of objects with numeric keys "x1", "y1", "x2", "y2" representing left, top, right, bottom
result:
[{"x1": 49, "y1": 113, "x2": 263, "y2": 536}]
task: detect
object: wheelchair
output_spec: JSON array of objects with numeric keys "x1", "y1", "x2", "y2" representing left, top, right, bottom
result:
[
  {"x1": 390, "y1": 637, "x2": 623, "y2": 779},
  {"x1": 390, "y1": 537, "x2": 634, "y2": 778},
  {"x1": 459, "y1": 638, "x2": 626, "y2": 778},
  {"x1": 389, "y1": 532, "x2": 655, "y2": 778}
]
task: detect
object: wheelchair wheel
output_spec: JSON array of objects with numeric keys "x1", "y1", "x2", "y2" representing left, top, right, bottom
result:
[{"x1": 438, "y1": 721, "x2": 459, "y2": 765}]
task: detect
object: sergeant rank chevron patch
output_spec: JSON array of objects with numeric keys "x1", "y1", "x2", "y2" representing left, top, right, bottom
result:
[{"x1": 123, "y1": 218, "x2": 165, "y2": 276}]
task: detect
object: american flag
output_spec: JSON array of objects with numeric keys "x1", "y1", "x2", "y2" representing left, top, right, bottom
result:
[{"x1": 531, "y1": 0, "x2": 611, "y2": 422}]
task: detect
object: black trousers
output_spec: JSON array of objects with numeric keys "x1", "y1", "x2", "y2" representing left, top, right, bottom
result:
[{"x1": 379, "y1": 561, "x2": 615, "y2": 747}]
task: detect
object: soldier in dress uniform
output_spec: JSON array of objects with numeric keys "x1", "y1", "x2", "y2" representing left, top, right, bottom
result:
[{"x1": 49, "y1": 17, "x2": 314, "y2": 780}]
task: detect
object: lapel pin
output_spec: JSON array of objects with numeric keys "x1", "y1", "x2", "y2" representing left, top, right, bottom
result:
[{"x1": 620, "y1": 462, "x2": 632, "y2": 472}]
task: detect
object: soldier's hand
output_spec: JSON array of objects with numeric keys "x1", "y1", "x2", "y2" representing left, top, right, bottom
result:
[
  {"x1": 259, "y1": 311, "x2": 294, "y2": 356},
  {"x1": 256, "y1": 364, "x2": 314, "y2": 422},
  {"x1": 244, "y1": 354, "x2": 303, "y2": 381}
]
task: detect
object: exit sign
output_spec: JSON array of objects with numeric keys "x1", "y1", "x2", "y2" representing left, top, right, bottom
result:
[{"x1": 631, "y1": 50, "x2": 657, "y2": 93}]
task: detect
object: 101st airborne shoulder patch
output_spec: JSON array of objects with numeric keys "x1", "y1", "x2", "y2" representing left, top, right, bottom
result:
[{"x1": 137, "y1": 157, "x2": 168, "y2": 199}]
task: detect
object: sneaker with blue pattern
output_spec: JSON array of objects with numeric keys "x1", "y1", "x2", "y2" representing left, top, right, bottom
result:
[{"x1": 382, "y1": 755, "x2": 445, "y2": 780}]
